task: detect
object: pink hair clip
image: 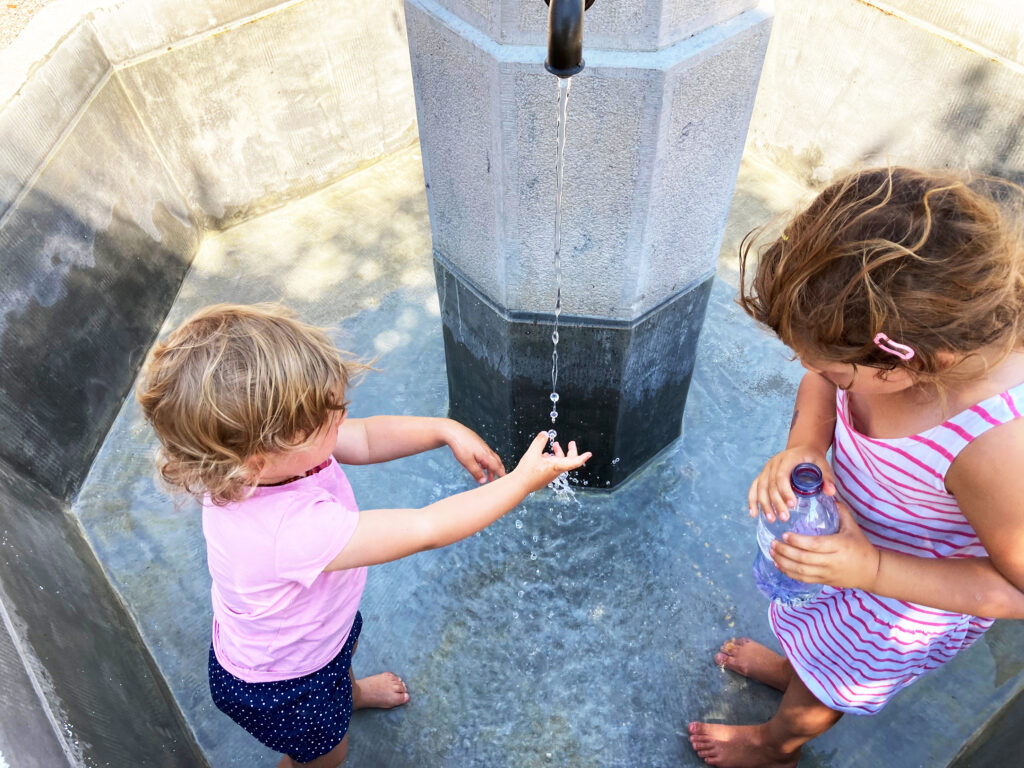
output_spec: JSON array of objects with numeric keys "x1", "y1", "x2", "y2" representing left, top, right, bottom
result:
[{"x1": 873, "y1": 333, "x2": 915, "y2": 361}]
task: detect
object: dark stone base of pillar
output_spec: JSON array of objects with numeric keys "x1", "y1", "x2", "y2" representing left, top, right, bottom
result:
[{"x1": 435, "y1": 258, "x2": 713, "y2": 489}]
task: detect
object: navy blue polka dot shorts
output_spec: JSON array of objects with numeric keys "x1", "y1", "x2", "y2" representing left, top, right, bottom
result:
[{"x1": 209, "y1": 612, "x2": 362, "y2": 763}]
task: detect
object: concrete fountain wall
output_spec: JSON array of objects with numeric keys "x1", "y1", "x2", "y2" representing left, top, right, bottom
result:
[
  {"x1": 0, "y1": 1, "x2": 416, "y2": 763},
  {"x1": 2, "y1": 0, "x2": 1023, "y2": 764}
]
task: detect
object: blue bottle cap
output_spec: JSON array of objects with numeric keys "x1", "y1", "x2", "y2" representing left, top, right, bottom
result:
[{"x1": 790, "y1": 463, "x2": 824, "y2": 495}]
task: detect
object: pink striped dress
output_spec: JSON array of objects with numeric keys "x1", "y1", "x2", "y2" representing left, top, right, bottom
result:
[{"x1": 770, "y1": 383, "x2": 1024, "y2": 715}]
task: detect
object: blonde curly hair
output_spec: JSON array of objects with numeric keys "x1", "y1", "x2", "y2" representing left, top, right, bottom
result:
[
  {"x1": 739, "y1": 167, "x2": 1024, "y2": 389},
  {"x1": 137, "y1": 303, "x2": 367, "y2": 505}
]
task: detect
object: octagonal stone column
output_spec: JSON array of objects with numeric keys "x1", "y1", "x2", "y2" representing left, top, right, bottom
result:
[{"x1": 405, "y1": 0, "x2": 772, "y2": 487}]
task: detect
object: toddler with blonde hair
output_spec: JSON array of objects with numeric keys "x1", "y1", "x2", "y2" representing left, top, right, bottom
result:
[{"x1": 138, "y1": 303, "x2": 590, "y2": 768}]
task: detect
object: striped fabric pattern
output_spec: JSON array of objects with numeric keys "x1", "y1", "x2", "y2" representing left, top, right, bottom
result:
[{"x1": 770, "y1": 383, "x2": 1024, "y2": 715}]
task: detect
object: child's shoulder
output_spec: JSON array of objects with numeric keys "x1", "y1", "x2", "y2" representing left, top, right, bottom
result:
[{"x1": 946, "y1": 378, "x2": 1024, "y2": 483}]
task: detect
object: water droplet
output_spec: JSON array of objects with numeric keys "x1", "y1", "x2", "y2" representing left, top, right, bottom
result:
[
  {"x1": 517, "y1": 590, "x2": 524, "y2": 598},
  {"x1": 530, "y1": 552, "x2": 538, "y2": 560},
  {"x1": 515, "y1": 519, "x2": 523, "y2": 530},
  {"x1": 549, "y1": 410, "x2": 558, "y2": 421},
  {"x1": 551, "y1": 330, "x2": 559, "y2": 344},
  {"x1": 547, "y1": 429, "x2": 557, "y2": 441},
  {"x1": 611, "y1": 457, "x2": 621, "y2": 465},
  {"x1": 549, "y1": 392, "x2": 559, "y2": 403},
  {"x1": 532, "y1": 534, "x2": 539, "y2": 543}
]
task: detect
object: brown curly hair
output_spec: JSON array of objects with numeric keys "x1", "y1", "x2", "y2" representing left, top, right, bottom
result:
[
  {"x1": 739, "y1": 167, "x2": 1024, "y2": 388},
  {"x1": 137, "y1": 303, "x2": 368, "y2": 505}
]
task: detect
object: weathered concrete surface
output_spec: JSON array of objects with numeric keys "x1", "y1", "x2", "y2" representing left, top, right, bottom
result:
[
  {"x1": 90, "y1": 0, "x2": 288, "y2": 61},
  {"x1": 951, "y1": 684, "x2": 1024, "y2": 767},
  {"x1": 0, "y1": 590, "x2": 69, "y2": 767},
  {"x1": 883, "y1": 0, "x2": 1024, "y2": 66},
  {"x1": 113, "y1": 0, "x2": 418, "y2": 228},
  {"x1": 0, "y1": 68, "x2": 198, "y2": 500},
  {"x1": 73, "y1": 145, "x2": 1024, "y2": 766},
  {"x1": 0, "y1": 20, "x2": 109, "y2": 220},
  {"x1": 432, "y1": 0, "x2": 760, "y2": 51},
  {"x1": 747, "y1": 0, "x2": 1024, "y2": 184},
  {"x1": 407, "y1": 0, "x2": 772, "y2": 318},
  {"x1": 0, "y1": 462, "x2": 208, "y2": 767},
  {"x1": 0, "y1": 0, "x2": 421, "y2": 499}
]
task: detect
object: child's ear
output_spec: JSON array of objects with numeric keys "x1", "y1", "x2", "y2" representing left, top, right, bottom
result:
[
  {"x1": 243, "y1": 454, "x2": 265, "y2": 482},
  {"x1": 935, "y1": 350, "x2": 959, "y2": 370}
]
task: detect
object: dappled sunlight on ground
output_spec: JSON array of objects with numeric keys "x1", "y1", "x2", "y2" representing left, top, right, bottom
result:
[{"x1": 175, "y1": 144, "x2": 433, "y2": 323}]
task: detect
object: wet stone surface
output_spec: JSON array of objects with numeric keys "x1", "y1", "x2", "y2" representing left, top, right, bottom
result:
[{"x1": 72, "y1": 148, "x2": 1024, "y2": 766}]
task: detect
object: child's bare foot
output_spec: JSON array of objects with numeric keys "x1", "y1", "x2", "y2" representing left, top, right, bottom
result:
[
  {"x1": 688, "y1": 722, "x2": 798, "y2": 768},
  {"x1": 352, "y1": 672, "x2": 409, "y2": 710},
  {"x1": 714, "y1": 637, "x2": 792, "y2": 692}
]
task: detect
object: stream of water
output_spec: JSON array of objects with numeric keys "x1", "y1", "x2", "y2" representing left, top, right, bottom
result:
[
  {"x1": 548, "y1": 76, "x2": 571, "y2": 439},
  {"x1": 548, "y1": 76, "x2": 574, "y2": 498}
]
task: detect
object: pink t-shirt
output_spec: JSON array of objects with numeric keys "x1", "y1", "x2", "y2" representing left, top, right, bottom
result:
[{"x1": 202, "y1": 457, "x2": 366, "y2": 683}]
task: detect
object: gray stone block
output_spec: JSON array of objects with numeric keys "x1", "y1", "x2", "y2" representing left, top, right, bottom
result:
[
  {"x1": 435, "y1": 257, "x2": 713, "y2": 488},
  {"x1": 643, "y1": 16, "x2": 770, "y2": 315},
  {"x1": 406, "y1": 1, "x2": 504, "y2": 303},
  {"x1": 427, "y1": 0, "x2": 761, "y2": 51},
  {"x1": 407, "y1": 0, "x2": 772, "y2": 317}
]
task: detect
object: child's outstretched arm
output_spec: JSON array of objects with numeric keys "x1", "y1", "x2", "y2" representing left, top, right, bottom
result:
[
  {"x1": 770, "y1": 419, "x2": 1024, "y2": 619},
  {"x1": 324, "y1": 433, "x2": 591, "y2": 571},
  {"x1": 335, "y1": 416, "x2": 506, "y2": 483},
  {"x1": 749, "y1": 371, "x2": 838, "y2": 522}
]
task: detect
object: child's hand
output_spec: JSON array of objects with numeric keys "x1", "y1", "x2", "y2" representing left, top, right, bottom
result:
[
  {"x1": 769, "y1": 501, "x2": 881, "y2": 591},
  {"x1": 511, "y1": 432, "x2": 592, "y2": 494},
  {"x1": 444, "y1": 421, "x2": 507, "y2": 484},
  {"x1": 748, "y1": 445, "x2": 836, "y2": 523}
]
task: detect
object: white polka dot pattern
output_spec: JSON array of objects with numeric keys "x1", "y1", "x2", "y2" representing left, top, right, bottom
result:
[{"x1": 209, "y1": 612, "x2": 362, "y2": 762}]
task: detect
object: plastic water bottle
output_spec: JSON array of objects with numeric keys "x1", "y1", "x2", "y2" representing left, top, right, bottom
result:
[{"x1": 752, "y1": 462, "x2": 839, "y2": 605}]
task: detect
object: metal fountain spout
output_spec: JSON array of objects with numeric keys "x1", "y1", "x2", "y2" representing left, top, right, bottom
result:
[{"x1": 544, "y1": 0, "x2": 595, "y2": 77}]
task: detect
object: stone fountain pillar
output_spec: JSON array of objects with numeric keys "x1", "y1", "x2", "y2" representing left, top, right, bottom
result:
[{"x1": 404, "y1": 0, "x2": 772, "y2": 488}]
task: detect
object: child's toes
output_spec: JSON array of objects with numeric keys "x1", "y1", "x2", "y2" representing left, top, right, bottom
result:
[{"x1": 353, "y1": 672, "x2": 410, "y2": 709}]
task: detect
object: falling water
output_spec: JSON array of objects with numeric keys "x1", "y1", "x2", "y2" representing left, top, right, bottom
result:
[
  {"x1": 547, "y1": 76, "x2": 571, "y2": 441},
  {"x1": 547, "y1": 77, "x2": 574, "y2": 499}
]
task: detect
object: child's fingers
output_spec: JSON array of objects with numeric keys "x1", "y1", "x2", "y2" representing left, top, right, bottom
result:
[
  {"x1": 780, "y1": 532, "x2": 837, "y2": 554},
  {"x1": 770, "y1": 550, "x2": 819, "y2": 584},
  {"x1": 773, "y1": 467, "x2": 797, "y2": 510},
  {"x1": 768, "y1": 486, "x2": 791, "y2": 522},
  {"x1": 835, "y1": 500, "x2": 860, "y2": 530},
  {"x1": 756, "y1": 485, "x2": 778, "y2": 523},
  {"x1": 456, "y1": 453, "x2": 487, "y2": 484},
  {"x1": 555, "y1": 450, "x2": 591, "y2": 471},
  {"x1": 770, "y1": 542, "x2": 829, "y2": 582},
  {"x1": 527, "y1": 431, "x2": 550, "y2": 454},
  {"x1": 747, "y1": 479, "x2": 759, "y2": 517},
  {"x1": 552, "y1": 441, "x2": 565, "y2": 458},
  {"x1": 822, "y1": 466, "x2": 837, "y2": 496},
  {"x1": 482, "y1": 449, "x2": 507, "y2": 478}
]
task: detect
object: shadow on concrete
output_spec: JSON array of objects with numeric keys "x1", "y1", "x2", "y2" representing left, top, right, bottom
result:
[
  {"x1": 0, "y1": 186, "x2": 196, "y2": 501},
  {"x1": 0, "y1": 182, "x2": 206, "y2": 763}
]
